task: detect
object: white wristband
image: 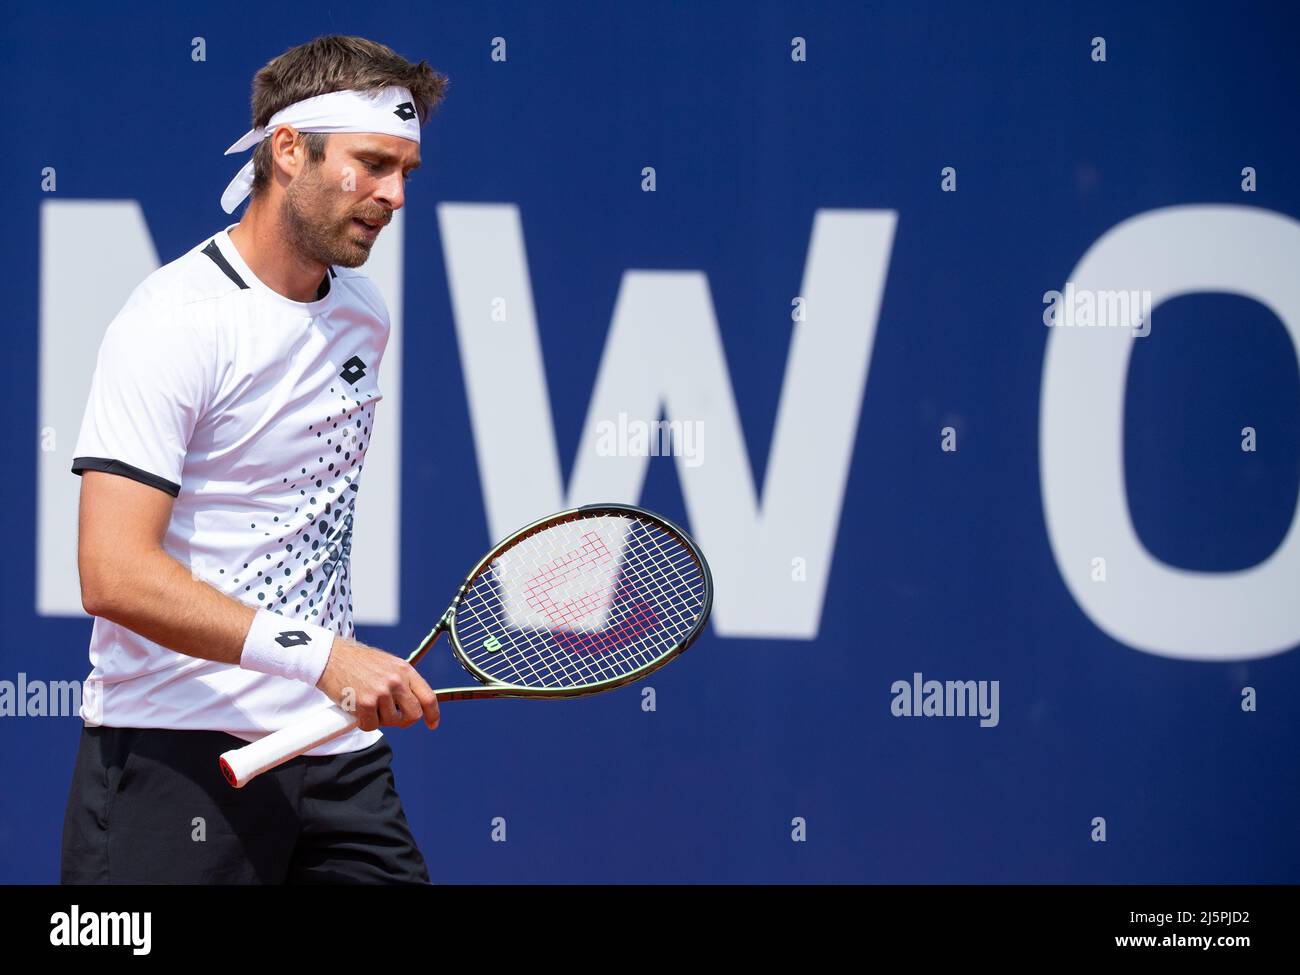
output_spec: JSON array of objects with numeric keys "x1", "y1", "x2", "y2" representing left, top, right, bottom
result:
[{"x1": 239, "y1": 609, "x2": 335, "y2": 686}]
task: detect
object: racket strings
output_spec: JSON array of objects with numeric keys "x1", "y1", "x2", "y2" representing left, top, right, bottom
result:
[
  {"x1": 459, "y1": 522, "x2": 698, "y2": 687},
  {"x1": 452, "y1": 513, "x2": 707, "y2": 689}
]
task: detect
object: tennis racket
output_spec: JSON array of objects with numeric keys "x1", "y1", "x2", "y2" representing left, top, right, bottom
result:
[{"x1": 219, "y1": 502, "x2": 712, "y2": 787}]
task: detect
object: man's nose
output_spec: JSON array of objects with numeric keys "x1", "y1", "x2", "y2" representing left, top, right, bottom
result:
[{"x1": 374, "y1": 173, "x2": 405, "y2": 211}]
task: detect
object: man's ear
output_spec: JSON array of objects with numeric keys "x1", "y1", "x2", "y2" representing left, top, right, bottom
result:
[{"x1": 269, "y1": 125, "x2": 306, "y2": 181}]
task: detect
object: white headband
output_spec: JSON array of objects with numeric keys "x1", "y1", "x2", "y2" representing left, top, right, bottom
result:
[{"x1": 220, "y1": 86, "x2": 421, "y2": 214}]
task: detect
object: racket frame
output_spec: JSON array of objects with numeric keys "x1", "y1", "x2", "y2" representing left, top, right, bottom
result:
[{"x1": 414, "y1": 502, "x2": 713, "y2": 701}]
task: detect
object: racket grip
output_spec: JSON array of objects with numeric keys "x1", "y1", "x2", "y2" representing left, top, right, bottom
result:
[{"x1": 219, "y1": 704, "x2": 359, "y2": 788}]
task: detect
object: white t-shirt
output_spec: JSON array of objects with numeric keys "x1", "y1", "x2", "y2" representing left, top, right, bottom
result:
[{"x1": 70, "y1": 223, "x2": 388, "y2": 755}]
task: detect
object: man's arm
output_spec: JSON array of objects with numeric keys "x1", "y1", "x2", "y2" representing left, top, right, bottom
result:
[
  {"x1": 77, "y1": 470, "x2": 439, "y2": 731},
  {"x1": 78, "y1": 470, "x2": 252, "y2": 663}
]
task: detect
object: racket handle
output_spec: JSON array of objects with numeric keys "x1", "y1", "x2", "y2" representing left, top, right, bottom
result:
[{"x1": 219, "y1": 704, "x2": 358, "y2": 788}]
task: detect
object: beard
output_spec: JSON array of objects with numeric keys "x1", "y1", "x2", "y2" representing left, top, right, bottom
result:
[{"x1": 280, "y1": 162, "x2": 383, "y2": 269}]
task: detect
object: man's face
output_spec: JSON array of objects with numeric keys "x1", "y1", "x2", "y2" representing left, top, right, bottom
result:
[{"x1": 280, "y1": 132, "x2": 421, "y2": 269}]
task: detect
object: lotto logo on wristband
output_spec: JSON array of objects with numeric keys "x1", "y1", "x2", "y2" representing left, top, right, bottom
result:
[{"x1": 240, "y1": 611, "x2": 333, "y2": 686}]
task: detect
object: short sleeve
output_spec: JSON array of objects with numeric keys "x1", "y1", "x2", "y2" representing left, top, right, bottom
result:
[{"x1": 71, "y1": 305, "x2": 214, "y2": 497}]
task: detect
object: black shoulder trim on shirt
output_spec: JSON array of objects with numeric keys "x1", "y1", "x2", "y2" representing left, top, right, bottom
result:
[
  {"x1": 201, "y1": 239, "x2": 249, "y2": 290},
  {"x1": 328, "y1": 266, "x2": 337, "y2": 278},
  {"x1": 71, "y1": 457, "x2": 181, "y2": 498}
]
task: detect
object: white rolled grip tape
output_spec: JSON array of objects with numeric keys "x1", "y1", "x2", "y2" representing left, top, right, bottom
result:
[{"x1": 220, "y1": 703, "x2": 358, "y2": 788}]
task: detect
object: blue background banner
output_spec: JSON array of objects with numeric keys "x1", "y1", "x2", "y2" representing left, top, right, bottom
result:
[{"x1": 2, "y1": 0, "x2": 1298, "y2": 883}]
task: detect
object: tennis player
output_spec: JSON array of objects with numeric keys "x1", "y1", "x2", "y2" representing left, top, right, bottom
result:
[{"x1": 60, "y1": 35, "x2": 447, "y2": 884}]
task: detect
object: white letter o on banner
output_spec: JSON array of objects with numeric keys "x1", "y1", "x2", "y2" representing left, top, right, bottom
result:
[{"x1": 1041, "y1": 205, "x2": 1300, "y2": 661}]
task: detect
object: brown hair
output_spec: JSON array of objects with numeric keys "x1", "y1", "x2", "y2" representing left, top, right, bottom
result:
[{"x1": 246, "y1": 35, "x2": 448, "y2": 200}]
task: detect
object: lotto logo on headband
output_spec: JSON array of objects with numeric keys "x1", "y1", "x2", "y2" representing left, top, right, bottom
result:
[{"x1": 393, "y1": 101, "x2": 416, "y2": 121}]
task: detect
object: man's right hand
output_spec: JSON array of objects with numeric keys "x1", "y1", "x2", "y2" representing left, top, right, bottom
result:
[{"x1": 316, "y1": 638, "x2": 440, "y2": 732}]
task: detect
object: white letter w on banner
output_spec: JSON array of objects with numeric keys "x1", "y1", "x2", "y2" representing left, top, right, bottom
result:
[{"x1": 438, "y1": 204, "x2": 895, "y2": 639}]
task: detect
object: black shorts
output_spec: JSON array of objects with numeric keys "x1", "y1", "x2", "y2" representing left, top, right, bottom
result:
[{"x1": 60, "y1": 725, "x2": 430, "y2": 884}]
